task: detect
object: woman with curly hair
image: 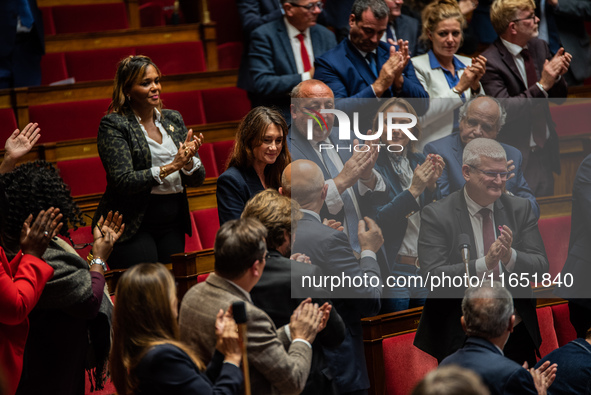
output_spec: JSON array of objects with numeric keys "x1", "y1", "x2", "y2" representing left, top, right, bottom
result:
[
  {"x1": 94, "y1": 55, "x2": 205, "y2": 269},
  {"x1": 0, "y1": 161, "x2": 123, "y2": 395},
  {"x1": 216, "y1": 106, "x2": 291, "y2": 224},
  {"x1": 110, "y1": 263, "x2": 242, "y2": 395}
]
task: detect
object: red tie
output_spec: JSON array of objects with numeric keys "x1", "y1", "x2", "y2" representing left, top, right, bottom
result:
[
  {"x1": 297, "y1": 33, "x2": 312, "y2": 72},
  {"x1": 521, "y1": 48, "x2": 546, "y2": 148},
  {"x1": 479, "y1": 208, "x2": 500, "y2": 281}
]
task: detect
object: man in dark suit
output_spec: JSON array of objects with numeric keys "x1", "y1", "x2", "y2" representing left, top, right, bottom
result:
[
  {"x1": 291, "y1": 159, "x2": 383, "y2": 395},
  {"x1": 236, "y1": 0, "x2": 284, "y2": 37},
  {"x1": 414, "y1": 138, "x2": 549, "y2": 367},
  {"x1": 314, "y1": 0, "x2": 428, "y2": 101},
  {"x1": 423, "y1": 96, "x2": 540, "y2": 218},
  {"x1": 288, "y1": 79, "x2": 384, "y2": 256},
  {"x1": 243, "y1": 189, "x2": 346, "y2": 395},
  {"x1": 382, "y1": 0, "x2": 424, "y2": 56},
  {"x1": 480, "y1": 0, "x2": 571, "y2": 196},
  {"x1": 0, "y1": 0, "x2": 44, "y2": 88},
  {"x1": 440, "y1": 282, "x2": 555, "y2": 395},
  {"x1": 240, "y1": 0, "x2": 337, "y2": 118},
  {"x1": 179, "y1": 218, "x2": 325, "y2": 395},
  {"x1": 554, "y1": 154, "x2": 591, "y2": 338}
]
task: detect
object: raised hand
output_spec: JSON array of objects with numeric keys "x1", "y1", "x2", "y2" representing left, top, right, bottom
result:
[
  {"x1": 322, "y1": 218, "x2": 344, "y2": 232},
  {"x1": 215, "y1": 306, "x2": 242, "y2": 366},
  {"x1": 92, "y1": 211, "x2": 125, "y2": 262},
  {"x1": 409, "y1": 160, "x2": 435, "y2": 198},
  {"x1": 20, "y1": 207, "x2": 63, "y2": 259},
  {"x1": 358, "y1": 216, "x2": 384, "y2": 253},
  {"x1": 0, "y1": 123, "x2": 42, "y2": 174},
  {"x1": 289, "y1": 298, "x2": 323, "y2": 344}
]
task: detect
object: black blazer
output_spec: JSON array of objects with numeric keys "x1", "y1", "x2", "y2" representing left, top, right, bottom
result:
[
  {"x1": 93, "y1": 110, "x2": 205, "y2": 242},
  {"x1": 414, "y1": 189, "x2": 548, "y2": 361}
]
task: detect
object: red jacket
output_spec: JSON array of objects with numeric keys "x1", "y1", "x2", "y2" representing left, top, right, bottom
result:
[{"x1": 0, "y1": 248, "x2": 53, "y2": 395}]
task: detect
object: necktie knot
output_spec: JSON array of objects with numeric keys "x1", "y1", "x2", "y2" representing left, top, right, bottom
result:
[
  {"x1": 296, "y1": 33, "x2": 305, "y2": 42},
  {"x1": 520, "y1": 48, "x2": 531, "y2": 61},
  {"x1": 478, "y1": 208, "x2": 491, "y2": 219}
]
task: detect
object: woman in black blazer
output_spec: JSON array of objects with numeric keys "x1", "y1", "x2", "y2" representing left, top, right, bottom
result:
[{"x1": 93, "y1": 55, "x2": 205, "y2": 269}]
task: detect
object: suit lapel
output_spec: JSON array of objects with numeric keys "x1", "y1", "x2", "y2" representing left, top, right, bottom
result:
[
  {"x1": 456, "y1": 189, "x2": 478, "y2": 259},
  {"x1": 126, "y1": 112, "x2": 152, "y2": 167},
  {"x1": 493, "y1": 197, "x2": 506, "y2": 240},
  {"x1": 277, "y1": 21, "x2": 298, "y2": 74},
  {"x1": 451, "y1": 133, "x2": 463, "y2": 169},
  {"x1": 495, "y1": 40, "x2": 527, "y2": 90},
  {"x1": 345, "y1": 39, "x2": 378, "y2": 86}
]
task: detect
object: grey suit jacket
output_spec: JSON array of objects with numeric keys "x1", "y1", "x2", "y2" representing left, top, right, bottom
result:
[{"x1": 179, "y1": 273, "x2": 313, "y2": 395}]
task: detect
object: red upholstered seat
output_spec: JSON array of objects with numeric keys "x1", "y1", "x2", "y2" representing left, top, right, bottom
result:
[
  {"x1": 56, "y1": 157, "x2": 107, "y2": 197},
  {"x1": 383, "y1": 332, "x2": 438, "y2": 395},
  {"x1": 197, "y1": 143, "x2": 218, "y2": 178},
  {"x1": 0, "y1": 108, "x2": 18, "y2": 143},
  {"x1": 51, "y1": 4, "x2": 129, "y2": 34},
  {"x1": 66, "y1": 47, "x2": 134, "y2": 82},
  {"x1": 212, "y1": 140, "x2": 235, "y2": 175},
  {"x1": 202, "y1": 87, "x2": 250, "y2": 123},
  {"x1": 550, "y1": 103, "x2": 591, "y2": 137},
  {"x1": 206, "y1": 0, "x2": 242, "y2": 45},
  {"x1": 137, "y1": 42, "x2": 206, "y2": 74},
  {"x1": 551, "y1": 303, "x2": 577, "y2": 347},
  {"x1": 29, "y1": 98, "x2": 110, "y2": 144},
  {"x1": 537, "y1": 306, "x2": 559, "y2": 359},
  {"x1": 62, "y1": 226, "x2": 93, "y2": 260},
  {"x1": 40, "y1": 7, "x2": 55, "y2": 36},
  {"x1": 185, "y1": 209, "x2": 203, "y2": 252},
  {"x1": 192, "y1": 208, "x2": 220, "y2": 250},
  {"x1": 218, "y1": 42, "x2": 243, "y2": 70},
  {"x1": 538, "y1": 216, "x2": 571, "y2": 278},
  {"x1": 139, "y1": 2, "x2": 166, "y2": 27},
  {"x1": 41, "y1": 52, "x2": 69, "y2": 85},
  {"x1": 161, "y1": 91, "x2": 206, "y2": 126},
  {"x1": 197, "y1": 273, "x2": 210, "y2": 283}
]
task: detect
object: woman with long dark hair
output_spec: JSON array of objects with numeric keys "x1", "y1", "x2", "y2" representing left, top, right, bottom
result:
[
  {"x1": 216, "y1": 106, "x2": 291, "y2": 224},
  {"x1": 94, "y1": 55, "x2": 205, "y2": 268},
  {"x1": 111, "y1": 263, "x2": 242, "y2": 394}
]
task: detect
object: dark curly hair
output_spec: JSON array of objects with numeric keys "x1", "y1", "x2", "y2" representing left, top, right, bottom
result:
[{"x1": 0, "y1": 161, "x2": 85, "y2": 255}]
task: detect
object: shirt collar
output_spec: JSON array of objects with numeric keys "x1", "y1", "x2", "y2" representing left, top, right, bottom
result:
[
  {"x1": 134, "y1": 107, "x2": 161, "y2": 124},
  {"x1": 500, "y1": 37, "x2": 526, "y2": 57},
  {"x1": 284, "y1": 17, "x2": 310, "y2": 38},
  {"x1": 427, "y1": 49, "x2": 466, "y2": 71},
  {"x1": 301, "y1": 208, "x2": 321, "y2": 222},
  {"x1": 223, "y1": 278, "x2": 253, "y2": 303},
  {"x1": 464, "y1": 187, "x2": 495, "y2": 218}
]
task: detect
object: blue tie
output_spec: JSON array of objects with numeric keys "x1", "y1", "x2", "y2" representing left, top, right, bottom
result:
[
  {"x1": 318, "y1": 143, "x2": 361, "y2": 253},
  {"x1": 18, "y1": 0, "x2": 34, "y2": 29},
  {"x1": 366, "y1": 52, "x2": 378, "y2": 78},
  {"x1": 386, "y1": 23, "x2": 396, "y2": 42}
]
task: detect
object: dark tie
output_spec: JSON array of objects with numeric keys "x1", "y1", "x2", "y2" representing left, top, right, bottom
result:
[
  {"x1": 296, "y1": 33, "x2": 312, "y2": 72},
  {"x1": 318, "y1": 143, "x2": 361, "y2": 252},
  {"x1": 386, "y1": 23, "x2": 396, "y2": 42},
  {"x1": 18, "y1": 0, "x2": 34, "y2": 28},
  {"x1": 479, "y1": 208, "x2": 500, "y2": 280},
  {"x1": 521, "y1": 48, "x2": 546, "y2": 148},
  {"x1": 366, "y1": 52, "x2": 378, "y2": 78}
]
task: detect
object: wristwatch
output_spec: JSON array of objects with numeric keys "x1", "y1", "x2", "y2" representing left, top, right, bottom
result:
[{"x1": 90, "y1": 257, "x2": 108, "y2": 271}]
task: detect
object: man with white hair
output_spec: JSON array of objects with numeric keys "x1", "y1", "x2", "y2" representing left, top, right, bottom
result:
[{"x1": 414, "y1": 138, "x2": 549, "y2": 368}]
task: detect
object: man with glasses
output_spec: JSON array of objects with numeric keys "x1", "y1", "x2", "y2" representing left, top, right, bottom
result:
[
  {"x1": 480, "y1": 0, "x2": 571, "y2": 197},
  {"x1": 414, "y1": 137, "x2": 548, "y2": 369},
  {"x1": 424, "y1": 96, "x2": 539, "y2": 218},
  {"x1": 242, "y1": 0, "x2": 336, "y2": 120}
]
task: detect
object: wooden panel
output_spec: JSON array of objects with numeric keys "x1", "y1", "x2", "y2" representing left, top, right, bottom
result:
[
  {"x1": 171, "y1": 249, "x2": 215, "y2": 301},
  {"x1": 45, "y1": 24, "x2": 202, "y2": 53},
  {"x1": 538, "y1": 194, "x2": 572, "y2": 218}
]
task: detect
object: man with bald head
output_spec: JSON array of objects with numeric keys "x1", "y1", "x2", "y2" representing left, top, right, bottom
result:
[
  {"x1": 291, "y1": 159, "x2": 383, "y2": 395},
  {"x1": 424, "y1": 96, "x2": 539, "y2": 218},
  {"x1": 288, "y1": 79, "x2": 384, "y2": 255}
]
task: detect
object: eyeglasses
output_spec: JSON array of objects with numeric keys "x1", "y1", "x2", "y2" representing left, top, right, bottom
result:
[
  {"x1": 291, "y1": 1, "x2": 323, "y2": 11},
  {"x1": 512, "y1": 14, "x2": 536, "y2": 23},
  {"x1": 68, "y1": 214, "x2": 105, "y2": 250},
  {"x1": 468, "y1": 164, "x2": 509, "y2": 180}
]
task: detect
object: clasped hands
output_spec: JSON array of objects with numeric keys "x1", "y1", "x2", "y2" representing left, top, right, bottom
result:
[
  {"x1": 174, "y1": 130, "x2": 204, "y2": 171},
  {"x1": 485, "y1": 224, "x2": 514, "y2": 270},
  {"x1": 373, "y1": 39, "x2": 410, "y2": 96}
]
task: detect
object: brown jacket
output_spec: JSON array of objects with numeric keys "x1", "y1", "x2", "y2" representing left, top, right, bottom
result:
[{"x1": 179, "y1": 273, "x2": 312, "y2": 395}]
